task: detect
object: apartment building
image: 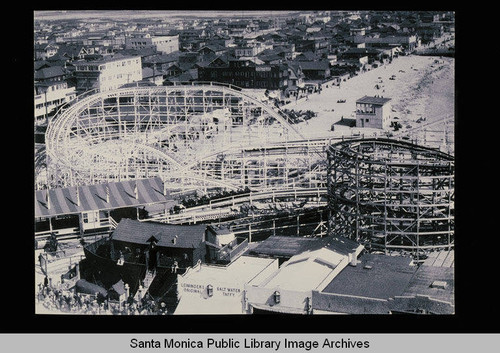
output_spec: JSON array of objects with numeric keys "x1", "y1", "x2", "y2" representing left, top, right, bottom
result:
[
  {"x1": 72, "y1": 54, "x2": 142, "y2": 93},
  {"x1": 126, "y1": 34, "x2": 179, "y2": 54},
  {"x1": 34, "y1": 81, "x2": 77, "y2": 125}
]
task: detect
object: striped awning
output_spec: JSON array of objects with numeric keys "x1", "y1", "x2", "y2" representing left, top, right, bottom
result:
[{"x1": 35, "y1": 177, "x2": 169, "y2": 218}]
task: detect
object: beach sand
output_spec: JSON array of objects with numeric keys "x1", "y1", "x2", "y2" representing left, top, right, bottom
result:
[{"x1": 280, "y1": 55, "x2": 455, "y2": 146}]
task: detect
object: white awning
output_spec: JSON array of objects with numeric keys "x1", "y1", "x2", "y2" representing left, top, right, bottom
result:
[
  {"x1": 174, "y1": 296, "x2": 246, "y2": 315},
  {"x1": 250, "y1": 303, "x2": 306, "y2": 314}
]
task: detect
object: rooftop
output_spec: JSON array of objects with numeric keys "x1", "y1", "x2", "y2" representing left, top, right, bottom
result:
[
  {"x1": 401, "y1": 265, "x2": 454, "y2": 305},
  {"x1": 356, "y1": 95, "x2": 392, "y2": 105},
  {"x1": 423, "y1": 249, "x2": 454, "y2": 268},
  {"x1": 35, "y1": 177, "x2": 169, "y2": 218},
  {"x1": 181, "y1": 255, "x2": 277, "y2": 286},
  {"x1": 322, "y1": 253, "x2": 416, "y2": 300},
  {"x1": 112, "y1": 218, "x2": 206, "y2": 249},
  {"x1": 260, "y1": 247, "x2": 348, "y2": 292},
  {"x1": 248, "y1": 235, "x2": 361, "y2": 259}
]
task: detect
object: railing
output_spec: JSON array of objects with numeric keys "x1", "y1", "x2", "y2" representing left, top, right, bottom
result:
[
  {"x1": 108, "y1": 216, "x2": 119, "y2": 229},
  {"x1": 216, "y1": 237, "x2": 248, "y2": 264},
  {"x1": 149, "y1": 187, "x2": 327, "y2": 225},
  {"x1": 38, "y1": 249, "x2": 85, "y2": 277},
  {"x1": 164, "y1": 80, "x2": 244, "y2": 92}
]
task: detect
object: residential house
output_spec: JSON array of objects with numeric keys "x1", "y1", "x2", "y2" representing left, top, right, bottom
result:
[
  {"x1": 56, "y1": 44, "x2": 89, "y2": 61},
  {"x1": 286, "y1": 64, "x2": 305, "y2": 95},
  {"x1": 257, "y1": 53, "x2": 283, "y2": 65},
  {"x1": 197, "y1": 44, "x2": 227, "y2": 61},
  {"x1": 141, "y1": 67, "x2": 164, "y2": 86},
  {"x1": 34, "y1": 43, "x2": 59, "y2": 60},
  {"x1": 34, "y1": 65, "x2": 68, "y2": 84},
  {"x1": 295, "y1": 51, "x2": 320, "y2": 62},
  {"x1": 142, "y1": 52, "x2": 181, "y2": 72}
]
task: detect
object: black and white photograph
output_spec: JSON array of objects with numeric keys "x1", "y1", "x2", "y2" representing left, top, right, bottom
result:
[{"x1": 32, "y1": 9, "x2": 456, "y2": 320}]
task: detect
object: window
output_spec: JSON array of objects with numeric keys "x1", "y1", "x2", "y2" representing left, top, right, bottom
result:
[{"x1": 366, "y1": 119, "x2": 369, "y2": 122}]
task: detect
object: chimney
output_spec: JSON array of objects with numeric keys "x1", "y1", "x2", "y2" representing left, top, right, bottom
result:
[
  {"x1": 76, "y1": 187, "x2": 80, "y2": 206},
  {"x1": 134, "y1": 181, "x2": 138, "y2": 200},
  {"x1": 46, "y1": 190, "x2": 51, "y2": 210},
  {"x1": 348, "y1": 252, "x2": 358, "y2": 266},
  {"x1": 172, "y1": 235, "x2": 178, "y2": 245}
]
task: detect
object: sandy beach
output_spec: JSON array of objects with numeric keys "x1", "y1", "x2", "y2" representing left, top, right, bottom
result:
[{"x1": 279, "y1": 54, "x2": 455, "y2": 144}]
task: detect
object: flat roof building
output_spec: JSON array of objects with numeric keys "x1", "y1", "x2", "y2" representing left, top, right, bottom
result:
[
  {"x1": 248, "y1": 235, "x2": 362, "y2": 265},
  {"x1": 312, "y1": 251, "x2": 455, "y2": 314},
  {"x1": 73, "y1": 54, "x2": 142, "y2": 93},
  {"x1": 126, "y1": 34, "x2": 179, "y2": 54},
  {"x1": 245, "y1": 241, "x2": 363, "y2": 314},
  {"x1": 355, "y1": 95, "x2": 392, "y2": 129},
  {"x1": 174, "y1": 255, "x2": 278, "y2": 315}
]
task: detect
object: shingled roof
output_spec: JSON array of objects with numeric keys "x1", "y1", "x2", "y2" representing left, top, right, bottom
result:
[{"x1": 111, "y1": 218, "x2": 206, "y2": 249}]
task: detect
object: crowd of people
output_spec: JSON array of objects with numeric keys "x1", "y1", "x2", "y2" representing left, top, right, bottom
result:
[{"x1": 36, "y1": 279, "x2": 170, "y2": 315}]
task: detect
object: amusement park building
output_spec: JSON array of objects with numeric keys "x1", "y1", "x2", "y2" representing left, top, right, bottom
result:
[
  {"x1": 34, "y1": 177, "x2": 171, "y2": 239},
  {"x1": 312, "y1": 250, "x2": 454, "y2": 314},
  {"x1": 245, "y1": 242, "x2": 364, "y2": 315},
  {"x1": 174, "y1": 255, "x2": 278, "y2": 315}
]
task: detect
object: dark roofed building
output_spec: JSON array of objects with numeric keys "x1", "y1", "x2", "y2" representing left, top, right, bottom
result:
[
  {"x1": 112, "y1": 218, "x2": 206, "y2": 253},
  {"x1": 81, "y1": 218, "x2": 208, "y2": 299},
  {"x1": 342, "y1": 47, "x2": 383, "y2": 61},
  {"x1": 312, "y1": 252, "x2": 455, "y2": 314},
  {"x1": 248, "y1": 235, "x2": 362, "y2": 264},
  {"x1": 34, "y1": 65, "x2": 68, "y2": 83},
  {"x1": 197, "y1": 56, "x2": 288, "y2": 90},
  {"x1": 322, "y1": 253, "x2": 416, "y2": 300},
  {"x1": 84, "y1": 218, "x2": 206, "y2": 281},
  {"x1": 356, "y1": 95, "x2": 392, "y2": 105},
  {"x1": 295, "y1": 60, "x2": 331, "y2": 80}
]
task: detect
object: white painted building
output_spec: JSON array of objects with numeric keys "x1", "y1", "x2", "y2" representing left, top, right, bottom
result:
[
  {"x1": 245, "y1": 243, "x2": 364, "y2": 314},
  {"x1": 126, "y1": 34, "x2": 179, "y2": 54},
  {"x1": 355, "y1": 96, "x2": 392, "y2": 129},
  {"x1": 34, "y1": 81, "x2": 77, "y2": 125},
  {"x1": 174, "y1": 255, "x2": 278, "y2": 315},
  {"x1": 73, "y1": 55, "x2": 142, "y2": 93}
]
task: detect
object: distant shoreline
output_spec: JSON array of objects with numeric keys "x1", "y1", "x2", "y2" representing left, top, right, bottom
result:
[{"x1": 34, "y1": 10, "x2": 301, "y2": 21}]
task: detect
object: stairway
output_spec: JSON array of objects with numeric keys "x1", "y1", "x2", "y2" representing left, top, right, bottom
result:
[{"x1": 143, "y1": 270, "x2": 156, "y2": 290}]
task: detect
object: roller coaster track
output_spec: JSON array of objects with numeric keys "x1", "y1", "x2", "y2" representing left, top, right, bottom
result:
[
  {"x1": 44, "y1": 83, "x2": 311, "y2": 189},
  {"x1": 146, "y1": 186, "x2": 327, "y2": 225}
]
